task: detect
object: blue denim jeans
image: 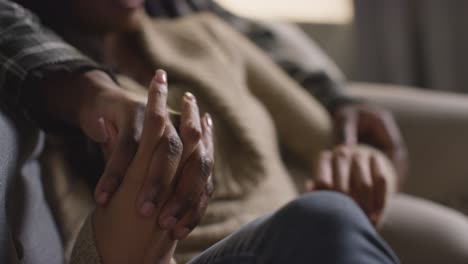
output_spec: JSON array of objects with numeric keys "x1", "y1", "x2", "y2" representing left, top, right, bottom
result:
[{"x1": 188, "y1": 192, "x2": 399, "y2": 264}]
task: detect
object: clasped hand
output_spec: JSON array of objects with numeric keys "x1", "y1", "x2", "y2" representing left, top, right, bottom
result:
[{"x1": 93, "y1": 70, "x2": 214, "y2": 263}]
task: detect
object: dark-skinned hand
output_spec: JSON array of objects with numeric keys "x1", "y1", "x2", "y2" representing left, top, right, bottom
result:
[
  {"x1": 334, "y1": 103, "x2": 408, "y2": 180},
  {"x1": 94, "y1": 70, "x2": 214, "y2": 263},
  {"x1": 306, "y1": 145, "x2": 397, "y2": 225}
]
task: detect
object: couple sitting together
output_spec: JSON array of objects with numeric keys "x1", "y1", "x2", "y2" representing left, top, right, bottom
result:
[{"x1": 3, "y1": 0, "x2": 466, "y2": 263}]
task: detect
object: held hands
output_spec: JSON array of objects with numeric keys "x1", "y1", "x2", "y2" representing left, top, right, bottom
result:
[
  {"x1": 306, "y1": 145, "x2": 397, "y2": 225},
  {"x1": 93, "y1": 70, "x2": 214, "y2": 263},
  {"x1": 76, "y1": 69, "x2": 215, "y2": 222}
]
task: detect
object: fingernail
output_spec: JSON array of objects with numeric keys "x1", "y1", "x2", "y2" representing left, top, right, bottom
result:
[
  {"x1": 97, "y1": 192, "x2": 109, "y2": 205},
  {"x1": 160, "y1": 216, "x2": 178, "y2": 229},
  {"x1": 184, "y1": 92, "x2": 195, "y2": 101},
  {"x1": 174, "y1": 228, "x2": 190, "y2": 240},
  {"x1": 140, "y1": 202, "x2": 156, "y2": 217},
  {"x1": 155, "y1": 69, "x2": 167, "y2": 84},
  {"x1": 205, "y1": 113, "x2": 213, "y2": 127}
]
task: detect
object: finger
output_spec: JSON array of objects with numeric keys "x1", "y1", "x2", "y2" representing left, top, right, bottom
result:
[
  {"x1": 135, "y1": 69, "x2": 168, "y2": 163},
  {"x1": 331, "y1": 147, "x2": 351, "y2": 193},
  {"x1": 94, "y1": 121, "x2": 137, "y2": 205},
  {"x1": 370, "y1": 155, "x2": 387, "y2": 224},
  {"x1": 137, "y1": 124, "x2": 183, "y2": 217},
  {"x1": 336, "y1": 107, "x2": 358, "y2": 145},
  {"x1": 172, "y1": 176, "x2": 213, "y2": 240},
  {"x1": 99, "y1": 118, "x2": 116, "y2": 160},
  {"x1": 159, "y1": 146, "x2": 214, "y2": 231},
  {"x1": 313, "y1": 151, "x2": 334, "y2": 190},
  {"x1": 179, "y1": 92, "x2": 202, "y2": 164},
  {"x1": 170, "y1": 113, "x2": 214, "y2": 236},
  {"x1": 350, "y1": 153, "x2": 374, "y2": 216}
]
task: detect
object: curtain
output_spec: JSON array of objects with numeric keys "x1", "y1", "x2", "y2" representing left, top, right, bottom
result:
[{"x1": 353, "y1": 0, "x2": 468, "y2": 93}]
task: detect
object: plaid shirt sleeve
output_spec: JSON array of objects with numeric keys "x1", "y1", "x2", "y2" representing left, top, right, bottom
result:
[{"x1": 0, "y1": 0, "x2": 101, "y2": 107}]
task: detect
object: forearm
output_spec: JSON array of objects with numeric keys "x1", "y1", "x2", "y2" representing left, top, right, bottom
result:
[{"x1": 23, "y1": 69, "x2": 119, "y2": 130}]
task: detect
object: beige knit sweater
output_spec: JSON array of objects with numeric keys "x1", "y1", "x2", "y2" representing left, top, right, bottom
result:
[{"x1": 68, "y1": 13, "x2": 334, "y2": 264}]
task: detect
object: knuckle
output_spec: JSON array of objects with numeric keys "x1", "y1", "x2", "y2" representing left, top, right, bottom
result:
[
  {"x1": 198, "y1": 155, "x2": 214, "y2": 181},
  {"x1": 334, "y1": 145, "x2": 350, "y2": 157},
  {"x1": 184, "y1": 124, "x2": 202, "y2": 143},
  {"x1": 147, "y1": 111, "x2": 166, "y2": 129},
  {"x1": 149, "y1": 82, "x2": 168, "y2": 98},
  {"x1": 161, "y1": 134, "x2": 183, "y2": 162}
]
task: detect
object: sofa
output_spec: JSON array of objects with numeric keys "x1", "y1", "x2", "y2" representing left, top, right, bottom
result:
[{"x1": 351, "y1": 82, "x2": 468, "y2": 215}]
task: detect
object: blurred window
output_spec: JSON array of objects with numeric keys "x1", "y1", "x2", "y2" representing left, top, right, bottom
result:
[{"x1": 214, "y1": 0, "x2": 354, "y2": 24}]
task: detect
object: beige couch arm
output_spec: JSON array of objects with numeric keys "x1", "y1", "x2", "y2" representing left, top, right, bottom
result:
[{"x1": 349, "y1": 83, "x2": 468, "y2": 204}]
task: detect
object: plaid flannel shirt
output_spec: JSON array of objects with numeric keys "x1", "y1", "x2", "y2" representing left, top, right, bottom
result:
[{"x1": 0, "y1": 0, "x2": 98, "y2": 109}]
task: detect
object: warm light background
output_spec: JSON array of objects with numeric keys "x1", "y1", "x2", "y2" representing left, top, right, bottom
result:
[{"x1": 214, "y1": 0, "x2": 354, "y2": 23}]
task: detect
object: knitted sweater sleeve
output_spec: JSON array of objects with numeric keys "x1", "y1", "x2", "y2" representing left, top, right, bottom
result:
[
  {"x1": 201, "y1": 14, "x2": 334, "y2": 163},
  {"x1": 70, "y1": 213, "x2": 101, "y2": 264}
]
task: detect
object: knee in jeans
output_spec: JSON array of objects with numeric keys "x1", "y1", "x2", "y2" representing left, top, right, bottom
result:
[{"x1": 273, "y1": 191, "x2": 368, "y2": 234}]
